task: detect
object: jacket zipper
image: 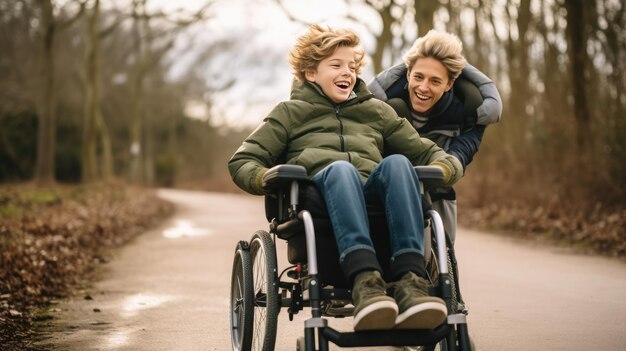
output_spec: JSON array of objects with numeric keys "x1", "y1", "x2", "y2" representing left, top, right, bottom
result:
[{"x1": 335, "y1": 106, "x2": 350, "y2": 161}]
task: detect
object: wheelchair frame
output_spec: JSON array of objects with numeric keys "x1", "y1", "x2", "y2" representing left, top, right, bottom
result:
[{"x1": 230, "y1": 165, "x2": 472, "y2": 351}]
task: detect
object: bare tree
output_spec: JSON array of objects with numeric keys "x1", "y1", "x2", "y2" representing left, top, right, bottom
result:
[
  {"x1": 81, "y1": 0, "x2": 125, "y2": 182},
  {"x1": 34, "y1": 0, "x2": 85, "y2": 184},
  {"x1": 414, "y1": 0, "x2": 440, "y2": 37},
  {"x1": 81, "y1": 0, "x2": 102, "y2": 182},
  {"x1": 0, "y1": 1, "x2": 38, "y2": 113},
  {"x1": 128, "y1": 0, "x2": 213, "y2": 185},
  {"x1": 564, "y1": 0, "x2": 592, "y2": 150}
]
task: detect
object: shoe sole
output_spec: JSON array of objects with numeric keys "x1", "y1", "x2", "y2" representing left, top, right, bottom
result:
[
  {"x1": 353, "y1": 300, "x2": 398, "y2": 331},
  {"x1": 395, "y1": 301, "x2": 447, "y2": 329}
]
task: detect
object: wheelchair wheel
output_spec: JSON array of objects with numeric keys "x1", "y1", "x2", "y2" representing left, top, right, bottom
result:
[
  {"x1": 249, "y1": 230, "x2": 279, "y2": 350},
  {"x1": 425, "y1": 246, "x2": 458, "y2": 314},
  {"x1": 230, "y1": 241, "x2": 253, "y2": 351}
]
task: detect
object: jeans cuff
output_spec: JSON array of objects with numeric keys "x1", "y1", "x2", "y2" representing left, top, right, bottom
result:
[
  {"x1": 341, "y1": 249, "x2": 382, "y2": 285},
  {"x1": 388, "y1": 252, "x2": 426, "y2": 281}
]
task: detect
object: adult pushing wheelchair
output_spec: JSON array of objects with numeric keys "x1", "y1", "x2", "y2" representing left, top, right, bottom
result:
[{"x1": 229, "y1": 164, "x2": 473, "y2": 351}]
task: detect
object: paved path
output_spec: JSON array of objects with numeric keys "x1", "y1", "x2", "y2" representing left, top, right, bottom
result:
[{"x1": 36, "y1": 190, "x2": 626, "y2": 350}]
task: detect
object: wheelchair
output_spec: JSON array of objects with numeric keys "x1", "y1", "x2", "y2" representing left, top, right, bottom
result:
[{"x1": 229, "y1": 164, "x2": 473, "y2": 351}]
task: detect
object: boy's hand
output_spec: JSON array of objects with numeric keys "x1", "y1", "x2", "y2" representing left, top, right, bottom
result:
[
  {"x1": 430, "y1": 156, "x2": 462, "y2": 186},
  {"x1": 253, "y1": 168, "x2": 269, "y2": 194},
  {"x1": 430, "y1": 161, "x2": 452, "y2": 184}
]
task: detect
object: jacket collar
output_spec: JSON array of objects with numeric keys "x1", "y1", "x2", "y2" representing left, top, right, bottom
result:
[{"x1": 290, "y1": 78, "x2": 373, "y2": 107}]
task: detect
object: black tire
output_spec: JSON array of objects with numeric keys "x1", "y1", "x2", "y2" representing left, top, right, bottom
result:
[
  {"x1": 425, "y1": 243, "x2": 458, "y2": 314},
  {"x1": 230, "y1": 241, "x2": 253, "y2": 351},
  {"x1": 249, "y1": 231, "x2": 280, "y2": 350},
  {"x1": 422, "y1": 241, "x2": 458, "y2": 351},
  {"x1": 445, "y1": 252, "x2": 459, "y2": 314}
]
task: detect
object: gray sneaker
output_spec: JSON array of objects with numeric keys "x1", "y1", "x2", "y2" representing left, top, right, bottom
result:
[
  {"x1": 352, "y1": 271, "x2": 398, "y2": 330},
  {"x1": 392, "y1": 272, "x2": 447, "y2": 329}
]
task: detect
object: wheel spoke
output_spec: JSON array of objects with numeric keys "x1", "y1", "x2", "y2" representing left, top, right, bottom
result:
[{"x1": 255, "y1": 291, "x2": 267, "y2": 307}]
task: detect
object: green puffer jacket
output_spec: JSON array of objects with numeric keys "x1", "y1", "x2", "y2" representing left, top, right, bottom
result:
[{"x1": 228, "y1": 78, "x2": 462, "y2": 195}]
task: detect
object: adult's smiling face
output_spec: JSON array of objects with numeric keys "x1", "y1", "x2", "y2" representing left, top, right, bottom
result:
[{"x1": 406, "y1": 57, "x2": 454, "y2": 114}]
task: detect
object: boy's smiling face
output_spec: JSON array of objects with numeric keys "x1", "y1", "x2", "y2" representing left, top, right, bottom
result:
[{"x1": 305, "y1": 46, "x2": 357, "y2": 104}]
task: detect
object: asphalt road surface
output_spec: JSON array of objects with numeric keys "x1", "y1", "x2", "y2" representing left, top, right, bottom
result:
[{"x1": 36, "y1": 190, "x2": 626, "y2": 350}]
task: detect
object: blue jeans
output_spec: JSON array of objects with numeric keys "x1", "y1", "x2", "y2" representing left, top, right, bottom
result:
[{"x1": 312, "y1": 155, "x2": 425, "y2": 273}]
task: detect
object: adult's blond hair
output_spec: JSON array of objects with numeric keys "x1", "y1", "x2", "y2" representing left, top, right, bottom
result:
[
  {"x1": 403, "y1": 29, "x2": 467, "y2": 80},
  {"x1": 289, "y1": 24, "x2": 365, "y2": 82}
]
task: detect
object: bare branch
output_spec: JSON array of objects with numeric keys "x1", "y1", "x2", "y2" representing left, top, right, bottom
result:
[
  {"x1": 99, "y1": 11, "x2": 128, "y2": 38},
  {"x1": 272, "y1": 0, "x2": 315, "y2": 26},
  {"x1": 58, "y1": 0, "x2": 88, "y2": 29},
  {"x1": 130, "y1": 0, "x2": 215, "y2": 27}
]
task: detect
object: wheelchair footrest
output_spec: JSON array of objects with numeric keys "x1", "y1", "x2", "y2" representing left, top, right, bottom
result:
[{"x1": 321, "y1": 324, "x2": 450, "y2": 347}]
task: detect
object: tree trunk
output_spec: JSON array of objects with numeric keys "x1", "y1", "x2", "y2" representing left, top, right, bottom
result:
[
  {"x1": 536, "y1": 1, "x2": 568, "y2": 122},
  {"x1": 470, "y1": 7, "x2": 485, "y2": 69},
  {"x1": 129, "y1": 0, "x2": 147, "y2": 184},
  {"x1": 81, "y1": 0, "x2": 100, "y2": 182},
  {"x1": 445, "y1": 0, "x2": 461, "y2": 36},
  {"x1": 413, "y1": 0, "x2": 440, "y2": 37},
  {"x1": 82, "y1": 0, "x2": 114, "y2": 182},
  {"x1": 371, "y1": 3, "x2": 393, "y2": 74},
  {"x1": 564, "y1": 0, "x2": 591, "y2": 149},
  {"x1": 516, "y1": 0, "x2": 532, "y2": 102},
  {"x1": 96, "y1": 107, "x2": 114, "y2": 179},
  {"x1": 34, "y1": 0, "x2": 57, "y2": 185},
  {"x1": 129, "y1": 67, "x2": 144, "y2": 184}
]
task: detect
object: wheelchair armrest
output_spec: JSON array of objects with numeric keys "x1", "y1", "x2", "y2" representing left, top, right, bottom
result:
[
  {"x1": 262, "y1": 164, "x2": 309, "y2": 193},
  {"x1": 414, "y1": 166, "x2": 445, "y2": 190}
]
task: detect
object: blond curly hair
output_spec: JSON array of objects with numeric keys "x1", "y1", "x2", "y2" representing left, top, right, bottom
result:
[
  {"x1": 403, "y1": 30, "x2": 467, "y2": 80},
  {"x1": 289, "y1": 24, "x2": 365, "y2": 82}
]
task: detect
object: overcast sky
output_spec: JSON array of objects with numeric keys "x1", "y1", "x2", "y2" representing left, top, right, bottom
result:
[{"x1": 149, "y1": 0, "x2": 381, "y2": 129}]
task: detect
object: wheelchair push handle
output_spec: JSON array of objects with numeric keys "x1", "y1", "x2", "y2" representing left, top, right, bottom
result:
[
  {"x1": 414, "y1": 166, "x2": 446, "y2": 191},
  {"x1": 414, "y1": 165, "x2": 445, "y2": 181},
  {"x1": 262, "y1": 164, "x2": 309, "y2": 192}
]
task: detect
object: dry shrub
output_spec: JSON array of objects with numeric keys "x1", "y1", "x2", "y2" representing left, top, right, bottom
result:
[
  {"x1": 0, "y1": 182, "x2": 174, "y2": 349},
  {"x1": 457, "y1": 108, "x2": 626, "y2": 259}
]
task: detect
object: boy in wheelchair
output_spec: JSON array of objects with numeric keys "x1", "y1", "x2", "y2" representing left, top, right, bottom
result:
[{"x1": 228, "y1": 24, "x2": 463, "y2": 332}]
